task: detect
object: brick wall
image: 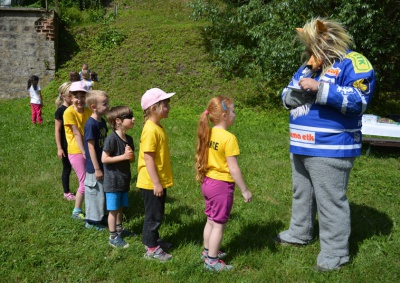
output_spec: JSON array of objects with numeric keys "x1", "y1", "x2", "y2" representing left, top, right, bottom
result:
[{"x1": 0, "y1": 8, "x2": 58, "y2": 99}]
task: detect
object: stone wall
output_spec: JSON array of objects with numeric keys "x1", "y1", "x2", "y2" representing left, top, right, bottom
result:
[{"x1": 0, "y1": 8, "x2": 58, "y2": 99}]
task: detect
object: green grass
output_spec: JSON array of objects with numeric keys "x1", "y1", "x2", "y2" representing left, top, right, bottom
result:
[{"x1": 1, "y1": 0, "x2": 400, "y2": 282}]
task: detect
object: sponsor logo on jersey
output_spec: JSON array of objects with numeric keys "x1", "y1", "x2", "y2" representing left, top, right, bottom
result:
[{"x1": 347, "y1": 52, "x2": 373, "y2": 73}]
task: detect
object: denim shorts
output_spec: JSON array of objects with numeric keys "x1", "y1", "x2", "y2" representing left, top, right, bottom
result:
[
  {"x1": 201, "y1": 176, "x2": 235, "y2": 224},
  {"x1": 106, "y1": 191, "x2": 129, "y2": 211}
]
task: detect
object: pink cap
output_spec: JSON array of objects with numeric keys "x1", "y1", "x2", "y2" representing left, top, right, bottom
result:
[
  {"x1": 69, "y1": 81, "x2": 87, "y2": 93},
  {"x1": 141, "y1": 88, "x2": 175, "y2": 110}
]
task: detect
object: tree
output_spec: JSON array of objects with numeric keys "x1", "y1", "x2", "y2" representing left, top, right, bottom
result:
[{"x1": 190, "y1": 0, "x2": 400, "y2": 113}]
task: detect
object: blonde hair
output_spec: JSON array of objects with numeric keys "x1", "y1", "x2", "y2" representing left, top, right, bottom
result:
[
  {"x1": 297, "y1": 17, "x2": 353, "y2": 76},
  {"x1": 81, "y1": 69, "x2": 90, "y2": 80},
  {"x1": 106, "y1": 106, "x2": 133, "y2": 131},
  {"x1": 142, "y1": 99, "x2": 170, "y2": 124},
  {"x1": 195, "y1": 96, "x2": 233, "y2": 182},
  {"x1": 86, "y1": 90, "x2": 108, "y2": 109},
  {"x1": 55, "y1": 82, "x2": 72, "y2": 108}
]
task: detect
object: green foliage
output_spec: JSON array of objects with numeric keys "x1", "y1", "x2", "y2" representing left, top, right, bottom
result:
[
  {"x1": 95, "y1": 27, "x2": 126, "y2": 49},
  {"x1": 189, "y1": 0, "x2": 400, "y2": 114}
]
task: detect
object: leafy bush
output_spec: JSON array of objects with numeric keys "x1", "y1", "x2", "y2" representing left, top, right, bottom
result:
[
  {"x1": 95, "y1": 27, "x2": 126, "y2": 49},
  {"x1": 189, "y1": 0, "x2": 400, "y2": 114}
]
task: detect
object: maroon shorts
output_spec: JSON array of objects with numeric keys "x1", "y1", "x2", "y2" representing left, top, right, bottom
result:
[{"x1": 201, "y1": 176, "x2": 235, "y2": 224}]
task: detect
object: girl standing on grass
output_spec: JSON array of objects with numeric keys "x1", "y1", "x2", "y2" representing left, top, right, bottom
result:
[
  {"x1": 55, "y1": 82, "x2": 75, "y2": 201},
  {"x1": 136, "y1": 88, "x2": 175, "y2": 262},
  {"x1": 63, "y1": 81, "x2": 92, "y2": 220},
  {"x1": 195, "y1": 96, "x2": 253, "y2": 272},
  {"x1": 27, "y1": 75, "x2": 43, "y2": 124}
]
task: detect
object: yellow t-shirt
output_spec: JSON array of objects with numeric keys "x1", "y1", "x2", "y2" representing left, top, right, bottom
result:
[
  {"x1": 205, "y1": 128, "x2": 240, "y2": 183},
  {"x1": 136, "y1": 120, "x2": 174, "y2": 189},
  {"x1": 63, "y1": 106, "x2": 91, "y2": 154}
]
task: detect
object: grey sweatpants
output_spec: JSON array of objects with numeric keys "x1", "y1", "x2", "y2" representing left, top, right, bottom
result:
[
  {"x1": 84, "y1": 173, "x2": 106, "y2": 223},
  {"x1": 278, "y1": 153, "x2": 355, "y2": 269}
]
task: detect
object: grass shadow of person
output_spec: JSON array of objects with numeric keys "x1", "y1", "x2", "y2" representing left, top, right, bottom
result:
[
  {"x1": 223, "y1": 216, "x2": 285, "y2": 258},
  {"x1": 349, "y1": 202, "x2": 393, "y2": 257}
]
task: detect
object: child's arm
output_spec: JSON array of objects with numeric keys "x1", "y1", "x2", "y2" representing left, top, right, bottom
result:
[
  {"x1": 38, "y1": 90, "x2": 43, "y2": 106},
  {"x1": 144, "y1": 152, "x2": 163, "y2": 197},
  {"x1": 101, "y1": 145, "x2": 133, "y2": 164},
  {"x1": 227, "y1": 156, "x2": 252, "y2": 203},
  {"x1": 126, "y1": 145, "x2": 135, "y2": 163},
  {"x1": 55, "y1": 119, "x2": 65, "y2": 158},
  {"x1": 70, "y1": 125, "x2": 85, "y2": 159},
  {"x1": 87, "y1": 139, "x2": 103, "y2": 179}
]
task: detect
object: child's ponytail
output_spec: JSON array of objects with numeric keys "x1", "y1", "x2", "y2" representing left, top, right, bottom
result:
[{"x1": 195, "y1": 110, "x2": 211, "y2": 182}]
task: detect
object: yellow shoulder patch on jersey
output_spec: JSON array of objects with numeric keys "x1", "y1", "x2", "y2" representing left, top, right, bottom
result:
[
  {"x1": 346, "y1": 52, "x2": 373, "y2": 73},
  {"x1": 353, "y1": 79, "x2": 367, "y2": 91}
]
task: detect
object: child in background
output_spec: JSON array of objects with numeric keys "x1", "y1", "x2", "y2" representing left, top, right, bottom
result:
[
  {"x1": 79, "y1": 63, "x2": 90, "y2": 80},
  {"x1": 27, "y1": 75, "x2": 43, "y2": 124},
  {"x1": 84, "y1": 90, "x2": 110, "y2": 230},
  {"x1": 55, "y1": 82, "x2": 75, "y2": 201},
  {"x1": 63, "y1": 81, "x2": 92, "y2": 220},
  {"x1": 137, "y1": 88, "x2": 175, "y2": 261},
  {"x1": 81, "y1": 70, "x2": 93, "y2": 91},
  {"x1": 195, "y1": 96, "x2": 253, "y2": 272},
  {"x1": 102, "y1": 106, "x2": 136, "y2": 248},
  {"x1": 90, "y1": 72, "x2": 98, "y2": 90},
  {"x1": 69, "y1": 71, "x2": 80, "y2": 82}
]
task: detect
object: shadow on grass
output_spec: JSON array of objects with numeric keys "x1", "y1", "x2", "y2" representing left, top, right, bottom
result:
[
  {"x1": 349, "y1": 202, "x2": 393, "y2": 257},
  {"x1": 361, "y1": 143, "x2": 400, "y2": 158},
  {"x1": 227, "y1": 220, "x2": 285, "y2": 257}
]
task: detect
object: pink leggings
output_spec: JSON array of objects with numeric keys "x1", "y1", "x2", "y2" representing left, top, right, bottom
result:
[
  {"x1": 68, "y1": 153, "x2": 86, "y2": 194},
  {"x1": 30, "y1": 103, "x2": 43, "y2": 124}
]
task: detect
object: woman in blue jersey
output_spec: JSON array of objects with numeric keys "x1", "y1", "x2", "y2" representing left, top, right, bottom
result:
[{"x1": 274, "y1": 18, "x2": 376, "y2": 271}]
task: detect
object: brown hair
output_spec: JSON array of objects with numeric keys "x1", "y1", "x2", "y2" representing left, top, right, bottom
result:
[
  {"x1": 69, "y1": 71, "x2": 80, "y2": 82},
  {"x1": 106, "y1": 106, "x2": 133, "y2": 131},
  {"x1": 195, "y1": 96, "x2": 233, "y2": 182}
]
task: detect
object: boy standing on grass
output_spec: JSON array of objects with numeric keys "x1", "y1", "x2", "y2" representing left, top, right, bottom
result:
[
  {"x1": 83, "y1": 90, "x2": 110, "y2": 230},
  {"x1": 102, "y1": 106, "x2": 136, "y2": 248}
]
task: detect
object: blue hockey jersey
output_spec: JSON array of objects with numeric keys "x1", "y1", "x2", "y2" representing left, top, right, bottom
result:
[{"x1": 282, "y1": 51, "x2": 376, "y2": 157}]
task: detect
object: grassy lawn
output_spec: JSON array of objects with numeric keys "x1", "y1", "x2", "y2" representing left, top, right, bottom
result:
[{"x1": 1, "y1": 0, "x2": 399, "y2": 282}]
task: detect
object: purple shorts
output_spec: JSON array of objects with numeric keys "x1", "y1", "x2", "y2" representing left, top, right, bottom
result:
[{"x1": 201, "y1": 176, "x2": 235, "y2": 224}]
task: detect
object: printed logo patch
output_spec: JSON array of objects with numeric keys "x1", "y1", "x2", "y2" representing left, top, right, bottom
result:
[
  {"x1": 347, "y1": 52, "x2": 373, "y2": 73},
  {"x1": 290, "y1": 129, "x2": 315, "y2": 144},
  {"x1": 327, "y1": 68, "x2": 340, "y2": 77}
]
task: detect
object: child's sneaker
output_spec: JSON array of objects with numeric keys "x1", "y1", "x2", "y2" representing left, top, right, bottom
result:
[
  {"x1": 64, "y1": 192, "x2": 75, "y2": 201},
  {"x1": 144, "y1": 246, "x2": 172, "y2": 262},
  {"x1": 204, "y1": 258, "x2": 233, "y2": 272},
  {"x1": 118, "y1": 228, "x2": 136, "y2": 238},
  {"x1": 71, "y1": 212, "x2": 85, "y2": 220},
  {"x1": 201, "y1": 250, "x2": 227, "y2": 260},
  {"x1": 109, "y1": 235, "x2": 129, "y2": 248},
  {"x1": 85, "y1": 222, "x2": 107, "y2": 231}
]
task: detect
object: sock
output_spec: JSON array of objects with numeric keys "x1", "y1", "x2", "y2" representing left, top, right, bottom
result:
[
  {"x1": 73, "y1": 208, "x2": 82, "y2": 214},
  {"x1": 116, "y1": 224, "x2": 122, "y2": 233},
  {"x1": 207, "y1": 256, "x2": 218, "y2": 264},
  {"x1": 147, "y1": 245, "x2": 160, "y2": 253},
  {"x1": 110, "y1": 231, "x2": 117, "y2": 239}
]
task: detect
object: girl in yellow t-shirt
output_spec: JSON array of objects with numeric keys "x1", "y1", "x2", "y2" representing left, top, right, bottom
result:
[
  {"x1": 63, "y1": 81, "x2": 91, "y2": 220},
  {"x1": 137, "y1": 88, "x2": 175, "y2": 262},
  {"x1": 195, "y1": 96, "x2": 253, "y2": 272}
]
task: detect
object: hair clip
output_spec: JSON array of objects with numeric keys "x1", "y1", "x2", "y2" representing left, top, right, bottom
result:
[
  {"x1": 221, "y1": 101, "x2": 227, "y2": 111},
  {"x1": 204, "y1": 110, "x2": 209, "y2": 115}
]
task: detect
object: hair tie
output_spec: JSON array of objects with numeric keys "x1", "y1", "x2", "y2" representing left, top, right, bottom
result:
[
  {"x1": 221, "y1": 101, "x2": 227, "y2": 111},
  {"x1": 204, "y1": 110, "x2": 209, "y2": 115}
]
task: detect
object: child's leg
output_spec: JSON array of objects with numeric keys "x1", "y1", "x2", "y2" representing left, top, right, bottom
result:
[
  {"x1": 206, "y1": 220, "x2": 226, "y2": 258},
  {"x1": 30, "y1": 103, "x2": 36, "y2": 123},
  {"x1": 69, "y1": 154, "x2": 86, "y2": 213},
  {"x1": 141, "y1": 188, "x2": 166, "y2": 248},
  {"x1": 61, "y1": 150, "x2": 72, "y2": 194},
  {"x1": 37, "y1": 105, "x2": 43, "y2": 124},
  {"x1": 108, "y1": 210, "x2": 118, "y2": 235}
]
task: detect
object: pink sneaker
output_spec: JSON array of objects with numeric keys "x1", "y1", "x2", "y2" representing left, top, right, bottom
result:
[{"x1": 64, "y1": 193, "x2": 76, "y2": 201}]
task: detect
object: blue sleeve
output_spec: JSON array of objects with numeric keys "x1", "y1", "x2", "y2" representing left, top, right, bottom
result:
[{"x1": 315, "y1": 52, "x2": 375, "y2": 117}]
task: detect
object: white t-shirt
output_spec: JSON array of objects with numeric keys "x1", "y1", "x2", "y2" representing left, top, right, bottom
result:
[{"x1": 29, "y1": 85, "x2": 41, "y2": 104}]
